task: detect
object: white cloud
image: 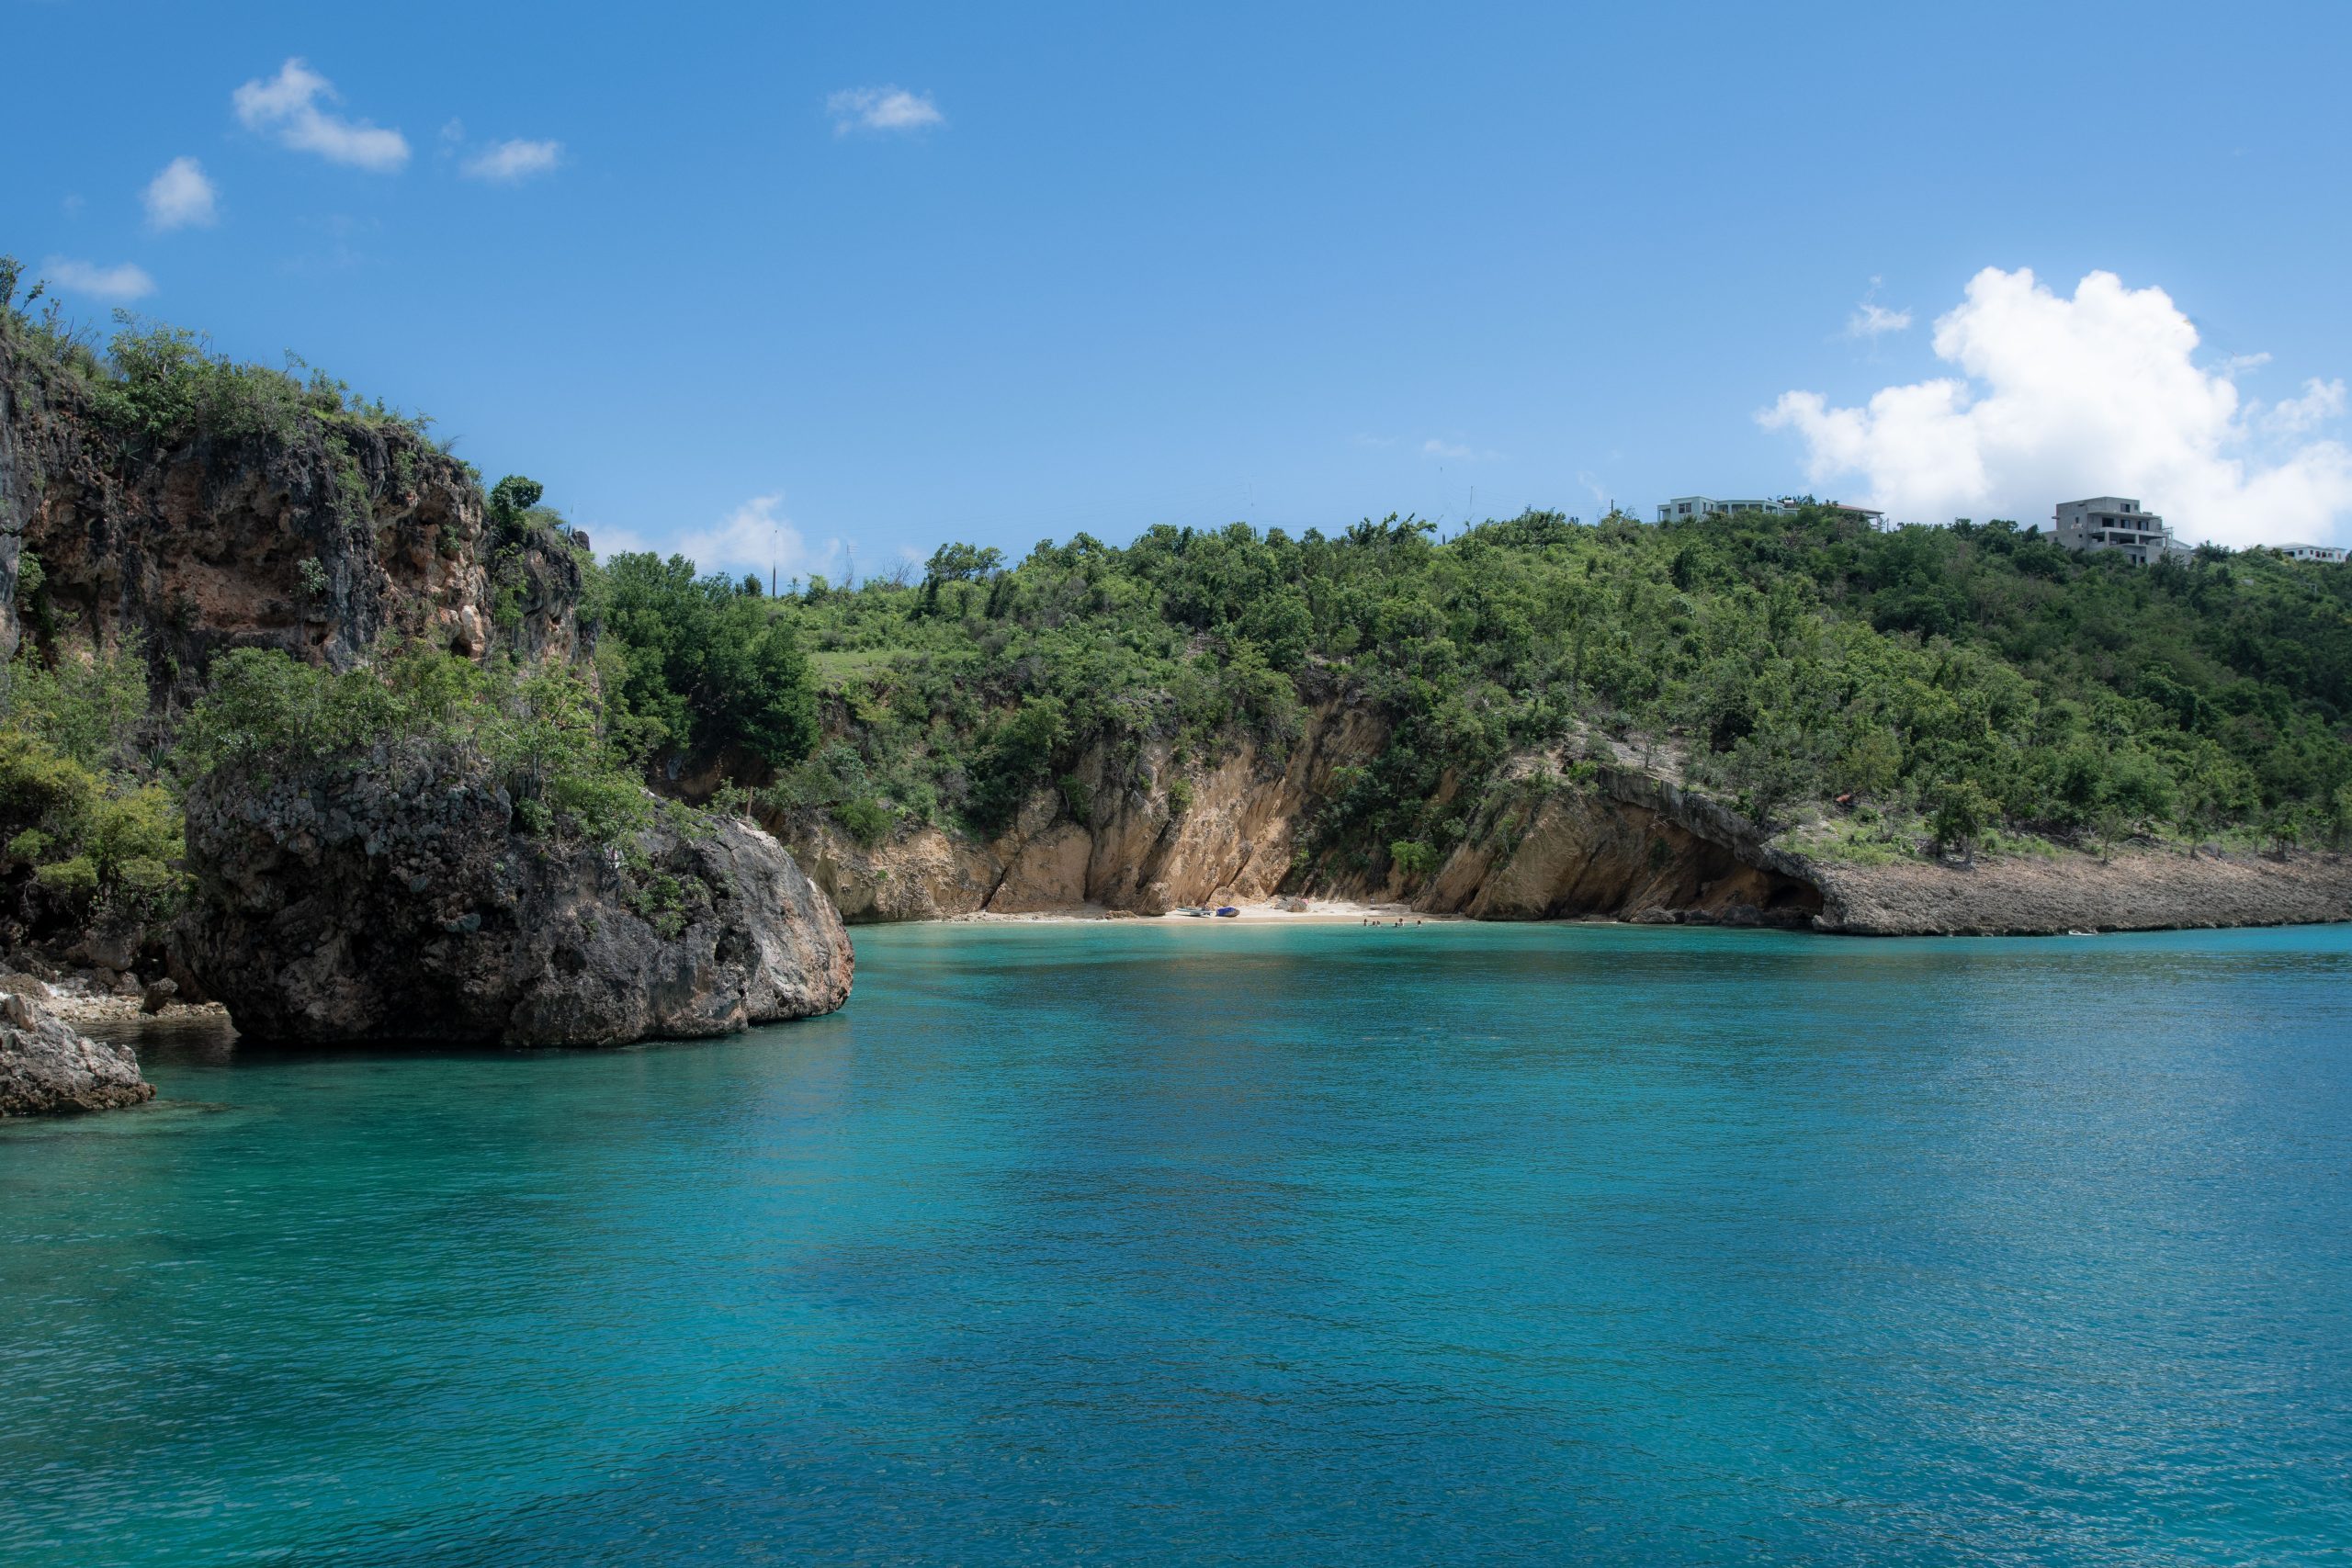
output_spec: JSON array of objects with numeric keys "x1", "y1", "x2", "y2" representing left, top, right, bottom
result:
[
  {"x1": 827, "y1": 85, "x2": 944, "y2": 134},
  {"x1": 1761, "y1": 266, "x2": 2352, "y2": 548},
  {"x1": 657, "y1": 494, "x2": 841, "y2": 583},
  {"x1": 1422, "y1": 437, "x2": 1501, "y2": 461},
  {"x1": 233, "y1": 59, "x2": 410, "y2": 172},
  {"x1": 142, "y1": 157, "x2": 218, "y2": 230},
  {"x1": 2262, "y1": 378, "x2": 2347, "y2": 437},
  {"x1": 460, "y1": 138, "x2": 563, "y2": 182},
  {"x1": 1846, "y1": 301, "x2": 1912, "y2": 339},
  {"x1": 40, "y1": 256, "x2": 155, "y2": 300}
]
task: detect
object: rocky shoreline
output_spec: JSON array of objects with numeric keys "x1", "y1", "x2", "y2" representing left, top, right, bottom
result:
[
  {"x1": 0, "y1": 986, "x2": 153, "y2": 1116},
  {"x1": 1808, "y1": 844, "x2": 2352, "y2": 937},
  {"x1": 858, "y1": 852, "x2": 2352, "y2": 939},
  {"x1": 179, "y1": 752, "x2": 854, "y2": 1048}
]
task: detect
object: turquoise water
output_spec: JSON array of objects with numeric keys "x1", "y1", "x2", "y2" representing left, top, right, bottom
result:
[{"x1": 4, "y1": 922, "x2": 2350, "y2": 1566}]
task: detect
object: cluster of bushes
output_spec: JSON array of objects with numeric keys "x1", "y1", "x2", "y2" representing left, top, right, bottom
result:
[
  {"x1": 0, "y1": 632, "x2": 685, "y2": 953},
  {"x1": 178, "y1": 643, "x2": 654, "y2": 841},
  {"x1": 4, "y1": 254, "x2": 438, "y2": 452},
  {"x1": 0, "y1": 640, "x2": 180, "y2": 934},
  {"x1": 589, "y1": 552, "x2": 818, "y2": 769}
]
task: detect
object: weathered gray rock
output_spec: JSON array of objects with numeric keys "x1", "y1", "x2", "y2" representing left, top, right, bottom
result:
[
  {"x1": 176, "y1": 749, "x2": 854, "y2": 1046},
  {"x1": 1807, "y1": 846, "x2": 2352, "y2": 936},
  {"x1": 0, "y1": 988, "x2": 153, "y2": 1115}
]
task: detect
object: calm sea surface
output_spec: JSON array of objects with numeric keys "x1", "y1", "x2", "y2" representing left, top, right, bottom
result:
[{"x1": 4, "y1": 921, "x2": 2349, "y2": 1565}]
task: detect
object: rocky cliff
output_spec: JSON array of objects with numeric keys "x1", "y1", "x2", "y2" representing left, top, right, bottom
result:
[
  {"x1": 0, "y1": 328, "x2": 584, "y2": 694},
  {"x1": 0, "y1": 986, "x2": 151, "y2": 1115},
  {"x1": 178, "y1": 750, "x2": 853, "y2": 1046},
  {"x1": 780, "y1": 705, "x2": 1819, "y2": 926},
  {"x1": 779, "y1": 703, "x2": 2352, "y2": 937},
  {"x1": 783, "y1": 698, "x2": 1391, "y2": 919}
]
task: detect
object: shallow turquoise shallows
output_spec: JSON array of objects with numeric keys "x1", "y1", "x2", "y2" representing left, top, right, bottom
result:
[{"x1": 5, "y1": 923, "x2": 2351, "y2": 1565}]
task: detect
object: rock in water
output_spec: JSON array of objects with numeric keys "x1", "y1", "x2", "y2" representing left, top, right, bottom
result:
[
  {"x1": 0, "y1": 989, "x2": 154, "y2": 1115},
  {"x1": 176, "y1": 751, "x2": 854, "y2": 1046}
]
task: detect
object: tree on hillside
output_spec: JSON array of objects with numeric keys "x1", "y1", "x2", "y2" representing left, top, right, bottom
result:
[{"x1": 594, "y1": 553, "x2": 817, "y2": 769}]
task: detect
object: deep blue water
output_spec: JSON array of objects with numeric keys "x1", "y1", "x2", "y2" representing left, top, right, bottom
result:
[{"x1": 4, "y1": 921, "x2": 2350, "y2": 1566}]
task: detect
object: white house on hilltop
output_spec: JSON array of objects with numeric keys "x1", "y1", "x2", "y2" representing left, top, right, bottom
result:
[
  {"x1": 1657, "y1": 495, "x2": 1792, "y2": 522},
  {"x1": 1656, "y1": 495, "x2": 1886, "y2": 527},
  {"x1": 2279, "y1": 543, "x2": 2348, "y2": 563},
  {"x1": 2051, "y1": 497, "x2": 2186, "y2": 566}
]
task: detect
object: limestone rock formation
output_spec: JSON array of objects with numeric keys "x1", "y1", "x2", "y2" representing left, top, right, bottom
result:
[
  {"x1": 177, "y1": 751, "x2": 853, "y2": 1046},
  {"x1": 0, "y1": 987, "x2": 153, "y2": 1115},
  {"x1": 1808, "y1": 846, "x2": 2352, "y2": 935},
  {"x1": 784, "y1": 697, "x2": 1390, "y2": 919},
  {"x1": 0, "y1": 327, "x2": 584, "y2": 694},
  {"x1": 1417, "y1": 761, "x2": 1823, "y2": 925},
  {"x1": 776, "y1": 709, "x2": 2352, "y2": 937},
  {"x1": 776, "y1": 700, "x2": 1830, "y2": 928}
]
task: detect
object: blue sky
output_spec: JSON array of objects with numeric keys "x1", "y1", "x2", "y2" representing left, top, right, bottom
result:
[{"x1": 9, "y1": 0, "x2": 2352, "y2": 572}]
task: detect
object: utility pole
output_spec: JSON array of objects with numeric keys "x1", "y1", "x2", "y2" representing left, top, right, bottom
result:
[{"x1": 770, "y1": 528, "x2": 777, "y2": 598}]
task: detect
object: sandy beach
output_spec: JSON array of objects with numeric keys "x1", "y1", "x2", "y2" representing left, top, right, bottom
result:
[{"x1": 946, "y1": 898, "x2": 1463, "y2": 926}]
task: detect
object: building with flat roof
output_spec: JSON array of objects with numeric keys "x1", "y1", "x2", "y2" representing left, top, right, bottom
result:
[
  {"x1": 2279, "y1": 543, "x2": 2348, "y2": 563},
  {"x1": 2051, "y1": 497, "x2": 2184, "y2": 565},
  {"x1": 1657, "y1": 495, "x2": 1790, "y2": 523},
  {"x1": 1655, "y1": 495, "x2": 1886, "y2": 527}
]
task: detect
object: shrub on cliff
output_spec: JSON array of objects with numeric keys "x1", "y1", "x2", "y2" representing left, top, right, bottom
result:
[
  {"x1": 176, "y1": 645, "x2": 650, "y2": 843},
  {"x1": 64, "y1": 310, "x2": 438, "y2": 449},
  {"x1": 0, "y1": 641, "x2": 184, "y2": 932}
]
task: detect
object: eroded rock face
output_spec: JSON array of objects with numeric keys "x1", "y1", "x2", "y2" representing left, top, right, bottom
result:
[
  {"x1": 1809, "y1": 846, "x2": 2352, "y2": 935},
  {"x1": 780, "y1": 697, "x2": 1391, "y2": 919},
  {"x1": 177, "y1": 750, "x2": 853, "y2": 1046},
  {"x1": 0, "y1": 988, "x2": 153, "y2": 1115},
  {"x1": 0, "y1": 328, "x2": 584, "y2": 695},
  {"x1": 1419, "y1": 763, "x2": 1824, "y2": 925}
]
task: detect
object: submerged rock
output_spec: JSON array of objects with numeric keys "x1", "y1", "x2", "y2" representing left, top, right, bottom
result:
[
  {"x1": 177, "y1": 750, "x2": 854, "y2": 1046},
  {"x1": 0, "y1": 988, "x2": 154, "y2": 1115}
]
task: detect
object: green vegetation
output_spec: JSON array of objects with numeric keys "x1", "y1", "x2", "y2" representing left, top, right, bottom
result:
[
  {"x1": 0, "y1": 639, "x2": 181, "y2": 927},
  {"x1": 4, "y1": 254, "x2": 439, "y2": 450},
  {"x1": 753, "y1": 508, "x2": 2352, "y2": 873},
  {"x1": 590, "y1": 552, "x2": 818, "y2": 767},
  {"x1": 177, "y1": 643, "x2": 653, "y2": 842}
]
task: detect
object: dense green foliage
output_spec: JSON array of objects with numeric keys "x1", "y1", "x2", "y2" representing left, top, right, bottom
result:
[
  {"x1": 753, "y1": 508, "x2": 2352, "y2": 868},
  {"x1": 177, "y1": 644, "x2": 653, "y2": 841},
  {"x1": 590, "y1": 554, "x2": 819, "y2": 769},
  {"x1": 0, "y1": 641, "x2": 180, "y2": 922}
]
